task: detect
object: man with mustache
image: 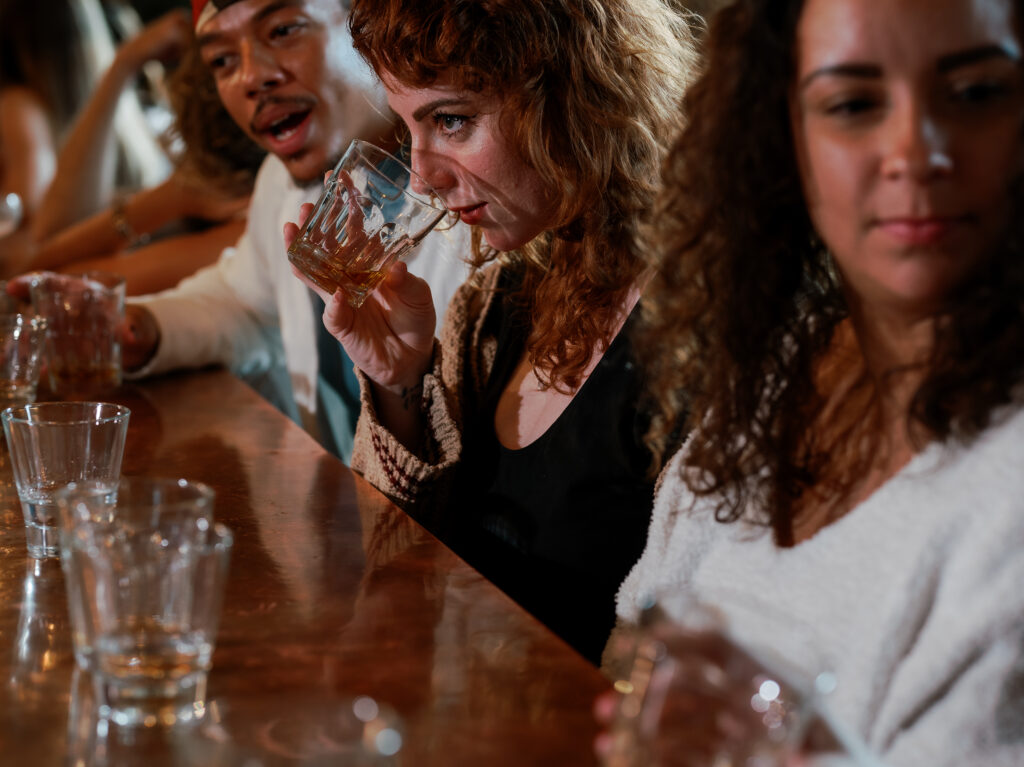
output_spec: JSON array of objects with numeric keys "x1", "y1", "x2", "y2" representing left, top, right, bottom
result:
[{"x1": 119, "y1": 0, "x2": 469, "y2": 460}]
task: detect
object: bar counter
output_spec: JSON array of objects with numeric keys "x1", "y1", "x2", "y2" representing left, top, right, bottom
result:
[{"x1": 0, "y1": 368, "x2": 609, "y2": 765}]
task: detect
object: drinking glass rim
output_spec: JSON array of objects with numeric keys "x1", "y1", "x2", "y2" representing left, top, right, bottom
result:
[
  {"x1": 59, "y1": 475, "x2": 216, "y2": 506},
  {"x1": 71, "y1": 270, "x2": 126, "y2": 290},
  {"x1": 340, "y1": 139, "x2": 450, "y2": 214},
  {"x1": 28, "y1": 269, "x2": 127, "y2": 293},
  {"x1": 57, "y1": 477, "x2": 220, "y2": 541},
  {"x1": 0, "y1": 401, "x2": 131, "y2": 426}
]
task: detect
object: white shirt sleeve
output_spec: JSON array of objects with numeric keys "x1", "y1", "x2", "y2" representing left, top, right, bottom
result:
[{"x1": 129, "y1": 155, "x2": 290, "y2": 379}]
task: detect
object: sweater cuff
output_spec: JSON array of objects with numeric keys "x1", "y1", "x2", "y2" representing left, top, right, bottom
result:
[{"x1": 350, "y1": 340, "x2": 461, "y2": 508}]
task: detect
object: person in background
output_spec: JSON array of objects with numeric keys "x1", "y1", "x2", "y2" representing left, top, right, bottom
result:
[
  {"x1": 607, "y1": 0, "x2": 1024, "y2": 763},
  {"x1": 287, "y1": 0, "x2": 699, "y2": 664},
  {"x1": 0, "y1": 0, "x2": 169, "y2": 271},
  {"x1": 60, "y1": 0, "x2": 470, "y2": 463},
  {"x1": 27, "y1": 2, "x2": 178, "y2": 248},
  {"x1": 26, "y1": 38, "x2": 264, "y2": 296}
]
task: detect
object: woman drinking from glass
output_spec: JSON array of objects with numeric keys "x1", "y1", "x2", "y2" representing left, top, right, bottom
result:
[{"x1": 286, "y1": 0, "x2": 699, "y2": 664}]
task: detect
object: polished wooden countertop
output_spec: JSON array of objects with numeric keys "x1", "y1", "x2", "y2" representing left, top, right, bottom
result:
[{"x1": 0, "y1": 368, "x2": 608, "y2": 765}]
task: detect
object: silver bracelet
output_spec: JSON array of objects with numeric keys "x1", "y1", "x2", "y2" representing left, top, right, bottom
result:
[{"x1": 111, "y1": 195, "x2": 151, "y2": 249}]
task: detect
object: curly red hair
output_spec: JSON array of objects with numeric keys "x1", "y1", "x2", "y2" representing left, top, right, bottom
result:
[{"x1": 350, "y1": 0, "x2": 700, "y2": 391}]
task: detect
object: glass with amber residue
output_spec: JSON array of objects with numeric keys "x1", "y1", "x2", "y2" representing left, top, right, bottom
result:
[
  {"x1": 288, "y1": 140, "x2": 451, "y2": 308},
  {"x1": 29, "y1": 271, "x2": 126, "y2": 398}
]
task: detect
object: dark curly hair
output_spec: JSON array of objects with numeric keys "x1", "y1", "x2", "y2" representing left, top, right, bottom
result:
[
  {"x1": 166, "y1": 40, "x2": 265, "y2": 197},
  {"x1": 640, "y1": 0, "x2": 1024, "y2": 545},
  {"x1": 350, "y1": 0, "x2": 700, "y2": 391}
]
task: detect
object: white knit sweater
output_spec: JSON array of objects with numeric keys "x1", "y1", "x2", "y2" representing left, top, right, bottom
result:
[{"x1": 615, "y1": 403, "x2": 1024, "y2": 766}]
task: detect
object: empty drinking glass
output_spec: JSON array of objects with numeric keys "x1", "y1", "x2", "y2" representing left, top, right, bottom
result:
[
  {"x1": 57, "y1": 477, "x2": 230, "y2": 727},
  {"x1": 1, "y1": 401, "x2": 130, "y2": 558},
  {"x1": 0, "y1": 314, "x2": 47, "y2": 408}
]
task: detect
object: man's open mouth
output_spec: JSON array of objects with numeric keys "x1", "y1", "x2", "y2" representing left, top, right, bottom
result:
[{"x1": 262, "y1": 109, "x2": 311, "y2": 141}]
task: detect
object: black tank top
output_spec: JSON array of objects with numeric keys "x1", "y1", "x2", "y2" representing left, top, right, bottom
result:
[{"x1": 445, "y1": 272, "x2": 655, "y2": 664}]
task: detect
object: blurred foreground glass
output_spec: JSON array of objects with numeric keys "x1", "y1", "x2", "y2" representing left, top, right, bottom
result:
[
  {"x1": 1, "y1": 402, "x2": 130, "y2": 558},
  {"x1": 29, "y1": 271, "x2": 126, "y2": 397},
  {"x1": 57, "y1": 476, "x2": 216, "y2": 671},
  {"x1": 604, "y1": 592, "x2": 836, "y2": 767},
  {"x1": 287, "y1": 139, "x2": 451, "y2": 308},
  {"x1": 0, "y1": 313, "x2": 47, "y2": 408},
  {"x1": 57, "y1": 477, "x2": 229, "y2": 727}
]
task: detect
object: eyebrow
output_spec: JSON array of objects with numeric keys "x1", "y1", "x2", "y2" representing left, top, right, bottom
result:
[
  {"x1": 937, "y1": 44, "x2": 1020, "y2": 73},
  {"x1": 799, "y1": 63, "x2": 879, "y2": 90},
  {"x1": 412, "y1": 98, "x2": 470, "y2": 122},
  {"x1": 197, "y1": 0, "x2": 303, "y2": 47},
  {"x1": 799, "y1": 44, "x2": 1021, "y2": 91}
]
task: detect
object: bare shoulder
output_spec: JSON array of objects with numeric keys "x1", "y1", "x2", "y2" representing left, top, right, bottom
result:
[
  {"x1": 0, "y1": 86, "x2": 48, "y2": 121},
  {"x1": 0, "y1": 86, "x2": 53, "y2": 141}
]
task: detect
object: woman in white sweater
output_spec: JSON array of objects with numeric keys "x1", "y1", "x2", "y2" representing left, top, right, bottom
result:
[{"x1": 608, "y1": 0, "x2": 1024, "y2": 764}]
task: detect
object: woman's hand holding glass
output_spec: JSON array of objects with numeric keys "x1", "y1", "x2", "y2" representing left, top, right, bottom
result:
[
  {"x1": 597, "y1": 597, "x2": 837, "y2": 767},
  {"x1": 284, "y1": 197, "x2": 436, "y2": 400}
]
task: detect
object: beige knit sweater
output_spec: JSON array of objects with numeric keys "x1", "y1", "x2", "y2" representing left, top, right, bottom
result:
[{"x1": 350, "y1": 263, "x2": 506, "y2": 520}]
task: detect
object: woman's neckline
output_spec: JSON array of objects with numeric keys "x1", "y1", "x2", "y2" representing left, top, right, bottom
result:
[{"x1": 494, "y1": 281, "x2": 646, "y2": 451}]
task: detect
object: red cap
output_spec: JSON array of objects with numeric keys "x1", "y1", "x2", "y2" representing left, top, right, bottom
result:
[{"x1": 191, "y1": 0, "x2": 244, "y2": 30}]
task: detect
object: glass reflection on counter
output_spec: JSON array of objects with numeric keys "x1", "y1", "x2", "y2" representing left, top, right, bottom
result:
[{"x1": 10, "y1": 557, "x2": 72, "y2": 707}]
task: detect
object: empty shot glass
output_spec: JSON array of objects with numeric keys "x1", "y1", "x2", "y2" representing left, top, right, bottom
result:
[
  {"x1": 0, "y1": 314, "x2": 47, "y2": 408},
  {"x1": 1, "y1": 401, "x2": 130, "y2": 558},
  {"x1": 287, "y1": 139, "x2": 451, "y2": 308},
  {"x1": 57, "y1": 477, "x2": 230, "y2": 727},
  {"x1": 29, "y1": 271, "x2": 126, "y2": 398}
]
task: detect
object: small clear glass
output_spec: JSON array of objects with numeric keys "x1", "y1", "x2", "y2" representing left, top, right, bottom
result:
[
  {"x1": 0, "y1": 313, "x2": 48, "y2": 408},
  {"x1": 1, "y1": 401, "x2": 130, "y2": 558},
  {"x1": 57, "y1": 477, "x2": 229, "y2": 727}
]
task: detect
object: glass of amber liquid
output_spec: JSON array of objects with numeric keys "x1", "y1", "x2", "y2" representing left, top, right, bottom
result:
[
  {"x1": 29, "y1": 271, "x2": 125, "y2": 398},
  {"x1": 288, "y1": 140, "x2": 451, "y2": 308}
]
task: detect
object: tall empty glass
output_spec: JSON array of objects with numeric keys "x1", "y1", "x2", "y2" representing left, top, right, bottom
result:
[
  {"x1": 287, "y1": 139, "x2": 450, "y2": 308},
  {"x1": 0, "y1": 313, "x2": 47, "y2": 408},
  {"x1": 57, "y1": 477, "x2": 230, "y2": 727},
  {"x1": 1, "y1": 402, "x2": 130, "y2": 558}
]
